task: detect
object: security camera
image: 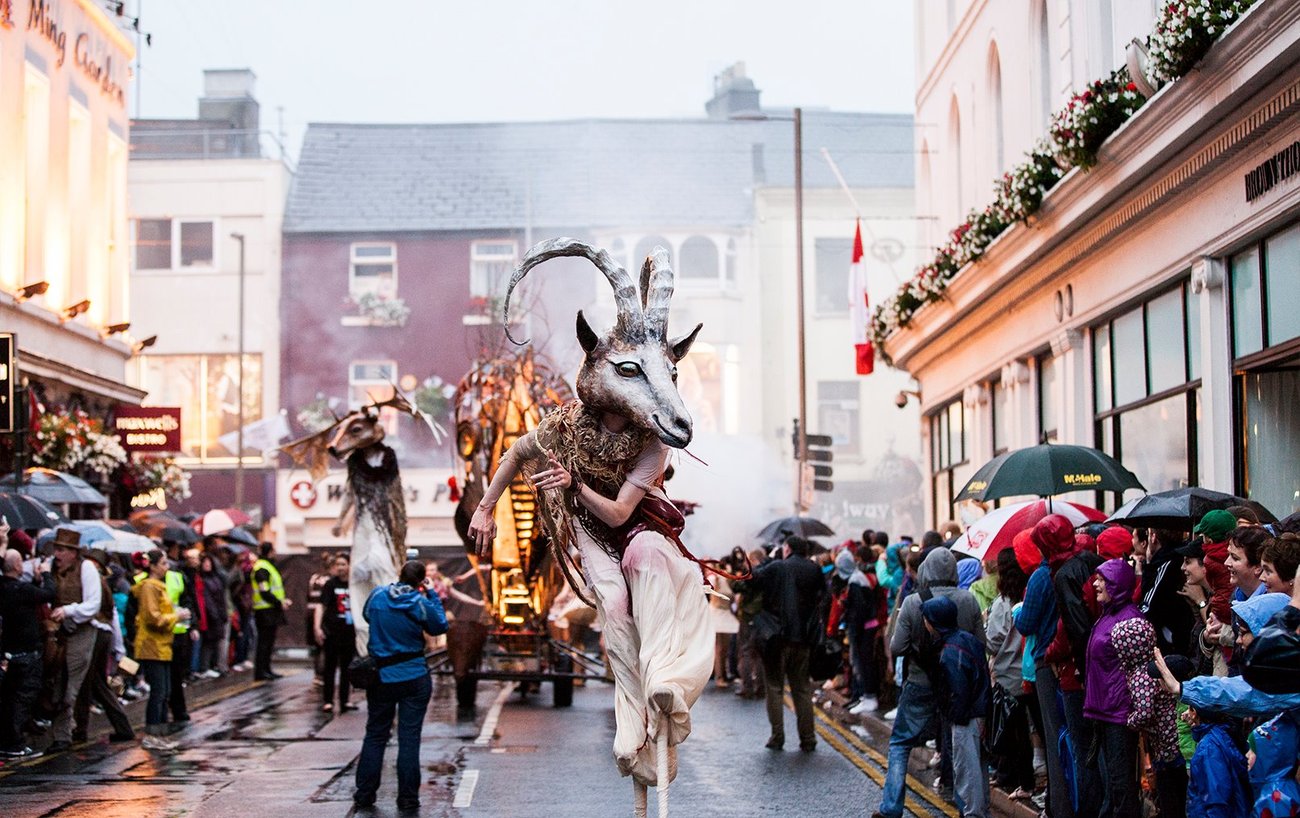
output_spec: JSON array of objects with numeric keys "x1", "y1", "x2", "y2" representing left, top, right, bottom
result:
[{"x1": 894, "y1": 391, "x2": 908, "y2": 409}]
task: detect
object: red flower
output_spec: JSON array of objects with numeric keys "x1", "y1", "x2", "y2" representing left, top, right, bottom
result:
[{"x1": 1126, "y1": 82, "x2": 1138, "y2": 92}]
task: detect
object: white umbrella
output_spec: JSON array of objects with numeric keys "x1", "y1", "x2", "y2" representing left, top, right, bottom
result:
[
  {"x1": 951, "y1": 499, "x2": 1106, "y2": 561},
  {"x1": 70, "y1": 521, "x2": 157, "y2": 554}
]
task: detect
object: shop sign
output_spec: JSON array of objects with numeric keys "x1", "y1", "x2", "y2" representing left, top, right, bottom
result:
[
  {"x1": 114, "y1": 406, "x2": 181, "y2": 452},
  {"x1": 279, "y1": 468, "x2": 457, "y2": 520},
  {"x1": 289, "y1": 480, "x2": 317, "y2": 510},
  {"x1": 25, "y1": 0, "x2": 128, "y2": 106},
  {"x1": 0, "y1": 333, "x2": 12, "y2": 433},
  {"x1": 1245, "y1": 139, "x2": 1300, "y2": 203},
  {"x1": 130, "y1": 487, "x2": 168, "y2": 510}
]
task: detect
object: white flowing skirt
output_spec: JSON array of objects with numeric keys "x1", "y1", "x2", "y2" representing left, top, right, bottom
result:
[{"x1": 576, "y1": 528, "x2": 714, "y2": 786}]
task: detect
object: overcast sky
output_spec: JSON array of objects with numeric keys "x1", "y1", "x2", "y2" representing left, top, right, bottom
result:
[{"x1": 127, "y1": 0, "x2": 915, "y2": 162}]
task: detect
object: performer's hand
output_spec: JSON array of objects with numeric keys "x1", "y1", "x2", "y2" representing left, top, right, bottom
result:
[
  {"x1": 470, "y1": 504, "x2": 497, "y2": 559},
  {"x1": 533, "y1": 454, "x2": 573, "y2": 493}
]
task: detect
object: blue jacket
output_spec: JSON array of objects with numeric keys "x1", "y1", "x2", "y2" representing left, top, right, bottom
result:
[
  {"x1": 924, "y1": 596, "x2": 991, "y2": 726},
  {"x1": 364, "y1": 583, "x2": 448, "y2": 683},
  {"x1": 1188, "y1": 722, "x2": 1250, "y2": 818},
  {"x1": 1249, "y1": 713, "x2": 1300, "y2": 818},
  {"x1": 1014, "y1": 564, "x2": 1057, "y2": 663},
  {"x1": 1182, "y1": 674, "x2": 1300, "y2": 719}
]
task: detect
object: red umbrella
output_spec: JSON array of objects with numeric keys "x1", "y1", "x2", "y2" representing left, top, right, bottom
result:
[
  {"x1": 193, "y1": 507, "x2": 252, "y2": 535},
  {"x1": 951, "y1": 500, "x2": 1106, "y2": 561}
]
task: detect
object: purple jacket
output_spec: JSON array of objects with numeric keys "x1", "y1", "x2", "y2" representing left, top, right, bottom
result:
[{"x1": 1084, "y1": 559, "x2": 1142, "y2": 724}]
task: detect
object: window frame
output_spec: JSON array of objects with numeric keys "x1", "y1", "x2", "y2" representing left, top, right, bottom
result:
[
  {"x1": 135, "y1": 352, "x2": 263, "y2": 464},
  {"x1": 813, "y1": 236, "x2": 854, "y2": 317},
  {"x1": 929, "y1": 397, "x2": 968, "y2": 525},
  {"x1": 349, "y1": 241, "x2": 398, "y2": 300},
  {"x1": 469, "y1": 239, "x2": 518, "y2": 299},
  {"x1": 348, "y1": 360, "x2": 400, "y2": 436},
  {"x1": 132, "y1": 217, "x2": 218, "y2": 271}
]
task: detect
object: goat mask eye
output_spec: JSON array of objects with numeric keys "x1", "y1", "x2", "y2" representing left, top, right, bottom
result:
[{"x1": 615, "y1": 361, "x2": 642, "y2": 378}]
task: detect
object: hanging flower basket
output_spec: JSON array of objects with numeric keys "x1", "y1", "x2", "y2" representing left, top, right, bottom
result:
[
  {"x1": 31, "y1": 409, "x2": 128, "y2": 479},
  {"x1": 1048, "y1": 68, "x2": 1147, "y2": 171},
  {"x1": 1147, "y1": 0, "x2": 1257, "y2": 84}
]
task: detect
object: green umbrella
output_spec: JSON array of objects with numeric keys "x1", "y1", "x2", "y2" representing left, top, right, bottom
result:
[{"x1": 954, "y1": 443, "x2": 1144, "y2": 503}]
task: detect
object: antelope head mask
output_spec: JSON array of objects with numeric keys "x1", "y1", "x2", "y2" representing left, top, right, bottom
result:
[{"x1": 504, "y1": 238, "x2": 703, "y2": 449}]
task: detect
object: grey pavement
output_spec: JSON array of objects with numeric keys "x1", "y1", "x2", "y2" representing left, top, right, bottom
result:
[{"x1": 0, "y1": 665, "x2": 956, "y2": 817}]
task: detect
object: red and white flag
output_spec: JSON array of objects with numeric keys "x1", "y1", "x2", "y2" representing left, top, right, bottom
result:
[{"x1": 848, "y1": 220, "x2": 874, "y2": 374}]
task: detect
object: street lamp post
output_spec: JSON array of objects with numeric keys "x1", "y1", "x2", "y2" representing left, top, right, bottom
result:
[
  {"x1": 793, "y1": 107, "x2": 808, "y2": 514},
  {"x1": 230, "y1": 232, "x2": 246, "y2": 508}
]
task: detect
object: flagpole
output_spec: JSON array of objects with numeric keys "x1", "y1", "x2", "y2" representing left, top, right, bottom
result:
[{"x1": 794, "y1": 107, "x2": 808, "y2": 514}]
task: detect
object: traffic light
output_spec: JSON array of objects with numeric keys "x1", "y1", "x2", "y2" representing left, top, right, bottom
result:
[
  {"x1": 806, "y1": 434, "x2": 834, "y2": 492},
  {"x1": 791, "y1": 418, "x2": 834, "y2": 493}
]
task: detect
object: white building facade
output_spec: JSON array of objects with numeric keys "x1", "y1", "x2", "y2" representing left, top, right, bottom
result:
[
  {"x1": 128, "y1": 70, "x2": 290, "y2": 516},
  {"x1": 0, "y1": 0, "x2": 139, "y2": 409},
  {"x1": 892, "y1": 0, "x2": 1300, "y2": 524}
]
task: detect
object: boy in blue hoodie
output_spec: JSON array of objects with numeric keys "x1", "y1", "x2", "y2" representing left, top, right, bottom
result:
[
  {"x1": 922, "y1": 595, "x2": 990, "y2": 818},
  {"x1": 1186, "y1": 704, "x2": 1251, "y2": 818},
  {"x1": 355, "y1": 560, "x2": 448, "y2": 812}
]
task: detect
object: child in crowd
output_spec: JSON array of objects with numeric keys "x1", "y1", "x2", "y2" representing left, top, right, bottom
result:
[
  {"x1": 922, "y1": 596, "x2": 990, "y2": 818},
  {"x1": 1248, "y1": 711, "x2": 1300, "y2": 818},
  {"x1": 1186, "y1": 704, "x2": 1252, "y2": 818}
]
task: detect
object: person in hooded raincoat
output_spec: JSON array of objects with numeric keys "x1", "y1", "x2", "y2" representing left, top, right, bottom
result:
[
  {"x1": 1085, "y1": 558, "x2": 1143, "y2": 818},
  {"x1": 1111, "y1": 616, "x2": 1184, "y2": 818},
  {"x1": 1248, "y1": 711, "x2": 1300, "y2": 818}
]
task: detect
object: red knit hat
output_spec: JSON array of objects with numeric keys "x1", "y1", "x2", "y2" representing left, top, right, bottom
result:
[
  {"x1": 1097, "y1": 526, "x2": 1134, "y2": 560},
  {"x1": 1013, "y1": 530, "x2": 1042, "y2": 574}
]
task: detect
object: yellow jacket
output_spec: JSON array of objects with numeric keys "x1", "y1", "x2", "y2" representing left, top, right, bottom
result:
[{"x1": 133, "y1": 577, "x2": 179, "y2": 661}]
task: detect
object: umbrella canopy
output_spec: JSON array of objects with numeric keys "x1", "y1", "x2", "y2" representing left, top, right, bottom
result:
[
  {"x1": 218, "y1": 527, "x2": 258, "y2": 547},
  {"x1": 0, "y1": 468, "x2": 108, "y2": 505},
  {"x1": 756, "y1": 516, "x2": 835, "y2": 542},
  {"x1": 0, "y1": 491, "x2": 69, "y2": 529},
  {"x1": 193, "y1": 508, "x2": 252, "y2": 536},
  {"x1": 954, "y1": 444, "x2": 1144, "y2": 503},
  {"x1": 952, "y1": 500, "x2": 1107, "y2": 560},
  {"x1": 1104, "y1": 487, "x2": 1277, "y2": 529},
  {"x1": 64, "y1": 521, "x2": 156, "y2": 554},
  {"x1": 129, "y1": 510, "x2": 201, "y2": 545}
]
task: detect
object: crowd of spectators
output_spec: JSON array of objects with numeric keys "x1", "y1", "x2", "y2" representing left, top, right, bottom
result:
[{"x1": 0, "y1": 518, "x2": 289, "y2": 757}]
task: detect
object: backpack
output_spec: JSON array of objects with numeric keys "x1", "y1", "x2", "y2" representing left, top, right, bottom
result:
[{"x1": 905, "y1": 585, "x2": 942, "y2": 680}]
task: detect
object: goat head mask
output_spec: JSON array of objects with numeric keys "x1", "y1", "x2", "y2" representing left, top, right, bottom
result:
[{"x1": 504, "y1": 238, "x2": 703, "y2": 448}]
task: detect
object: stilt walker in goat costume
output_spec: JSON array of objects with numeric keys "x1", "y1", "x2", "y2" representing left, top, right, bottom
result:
[
  {"x1": 469, "y1": 238, "x2": 715, "y2": 817},
  {"x1": 280, "y1": 395, "x2": 423, "y2": 656}
]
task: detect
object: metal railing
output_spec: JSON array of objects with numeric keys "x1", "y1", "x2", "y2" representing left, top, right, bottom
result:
[{"x1": 128, "y1": 128, "x2": 292, "y2": 165}]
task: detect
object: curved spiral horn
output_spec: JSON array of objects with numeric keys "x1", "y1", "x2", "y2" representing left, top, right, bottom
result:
[
  {"x1": 639, "y1": 247, "x2": 675, "y2": 339},
  {"x1": 503, "y1": 237, "x2": 641, "y2": 344}
]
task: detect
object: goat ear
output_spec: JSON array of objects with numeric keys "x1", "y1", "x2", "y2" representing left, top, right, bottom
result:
[
  {"x1": 668, "y1": 322, "x2": 703, "y2": 362},
  {"x1": 576, "y1": 310, "x2": 599, "y2": 354}
]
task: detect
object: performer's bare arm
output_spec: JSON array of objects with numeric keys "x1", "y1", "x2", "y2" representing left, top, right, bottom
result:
[
  {"x1": 331, "y1": 484, "x2": 355, "y2": 538},
  {"x1": 468, "y1": 432, "x2": 646, "y2": 557}
]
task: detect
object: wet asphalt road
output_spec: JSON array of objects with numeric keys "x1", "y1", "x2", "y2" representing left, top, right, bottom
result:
[{"x1": 0, "y1": 666, "x2": 955, "y2": 817}]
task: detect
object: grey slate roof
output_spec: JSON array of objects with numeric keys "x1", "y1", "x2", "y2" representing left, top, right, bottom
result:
[{"x1": 284, "y1": 111, "x2": 912, "y2": 234}]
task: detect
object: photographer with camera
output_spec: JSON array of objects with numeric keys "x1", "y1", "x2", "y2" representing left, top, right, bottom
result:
[{"x1": 353, "y1": 559, "x2": 447, "y2": 813}]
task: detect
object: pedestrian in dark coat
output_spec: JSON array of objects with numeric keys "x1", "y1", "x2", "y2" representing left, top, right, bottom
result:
[
  {"x1": 751, "y1": 536, "x2": 825, "y2": 752},
  {"x1": 923, "y1": 595, "x2": 990, "y2": 818}
]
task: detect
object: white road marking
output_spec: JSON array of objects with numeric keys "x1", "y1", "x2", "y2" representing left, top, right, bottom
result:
[
  {"x1": 475, "y1": 682, "x2": 517, "y2": 746},
  {"x1": 453, "y1": 769, "x2": 480, "y2": 808}
]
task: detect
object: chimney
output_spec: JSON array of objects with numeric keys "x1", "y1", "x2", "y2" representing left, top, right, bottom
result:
[
  {"x1": 706, "y1": 62, "x2": 762, "y2": 120},
  {"x1": 198, "y1": 69, "x2": 260, "y2": 157}
]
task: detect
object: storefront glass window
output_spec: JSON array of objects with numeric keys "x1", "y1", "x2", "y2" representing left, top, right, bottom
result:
[
  {"x1": 1186, "y1": 285, "x2": 1202, "y2": 381},
  {"x1": 1265, "y1": 224, "x2": 1300, "y2": 347},
  {"x1": 1037, "y1": 354, "x2": 1059, "y2": 442},
  {"x1": 1231, "y1": 247, "x2": 1263, "y2": 359},
  {"x1": 1094, "y1": 324, "x2": 1112, "y2": 412},
  {"x1": 1241, "y1": 369, "x2": 1300, "y2": 519},
  {"x1": 930, "y1": 399, "x2": 967, "y2": 526},
  {"x1": 1147, "y1": 288, "x2": 1186, "y2": 394},
  {"x1": 137, "y1": 354, "x2": 263, "y2": 461},
  {"x1": 992, "y1": 379, "x2": 1011, "y2": 455},
  {"x1": 1119, "y1": 393, "x2": 1188, "y2": 494},
  {"x1": 1112, "y1": 308, "x2": 1146, "y2": 406}
]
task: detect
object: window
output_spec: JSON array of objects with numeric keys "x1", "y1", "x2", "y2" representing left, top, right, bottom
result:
[
  {"x1": 725, "y1": 238, "x2": 738, "y2": 283},
  {"x1": 678, "y1": 236, "x2": 719, "y2": 281},
  {"x1": 1093, "y1": 281, "x2": 1200, "y2": 504},
  {"x1": 349, "y1": 361, "x2": 398, "y2": 436},
  {"x1": 23, "y1": 65, "x2": 50, "y2": 285},
  {"x1": 949, "y1": 96, "x2": 964, "y2": 218},
  {"x1": 992, "y1": 379, "x2": 1012, "y2": 455},
  {"x1": 135, "y1": 219, "x2": 171, "y2": 270},
  {"x1": 988, "y1": 43, "x2": 1005, "y2": 174},
  {"x1": 678, "y1": 343, "x2": 725, "y2": 435},
  {"x1": 470, "y1": 240, "x2": 516, "y2": 299},
  {"x1": 1037, "y1": 353, "x2": 1059, "y2": 443},
  {"x1": 133, "y1": 219, "x2": 215, "y2": 270},
  {"x1": 930, "y1": 399, "x2": 968, "y2": 524},
  {"x1": 350, "y1": 242, "x2": 397, "y2": 299},
  {"x1": 1034, "y1": 0, "x2": 1053, "y2": 129},
  {"x1": 817, "y1": 381, "x2": 860, "y2": 453},
  {"x1": 136, "y1": 354, "x2": 263, "y2": 462},
  {"x1": 1231, "y1": 223, "x2": 1300, "y2": 359},
  {"x1": 1240, "y1": 369, "x2": 1300, "y2": 522},
  {"x1": 814, "y1": 238, "x2": 853, "y2": 314}
]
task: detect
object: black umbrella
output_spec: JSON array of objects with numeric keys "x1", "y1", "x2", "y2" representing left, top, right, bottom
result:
[
  {"x1": 0, "y1": 468, "x2": 108, "y2": 505},
  {"x1": 757, "y1": 516, "x2": 835, "y2": 542},
  {"x1": 0, "y1": 491, "x2": 69, "y2": 529},
  {"x1": 129, "y1": 510, "x2": 200, "y2": 545},
  {"x1": 954, "y1": 444, "x2": 1144, "y2": 503},
  {"x1": 219, "y1": 527, "x2": 259, "y2": 547},
  {"x1": 1106, "y1": 487, "x2": 1277, "y2": 529}
]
